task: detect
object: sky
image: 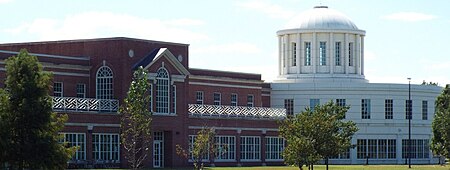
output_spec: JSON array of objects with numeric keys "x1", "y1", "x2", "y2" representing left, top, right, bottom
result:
[{"x1": 0, "y1": 0, "x2": 449, "y2": 86}]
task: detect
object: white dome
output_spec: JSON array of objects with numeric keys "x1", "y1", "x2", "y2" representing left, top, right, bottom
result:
[{"x1": 284, "y1": 6, "x2": 359, "y2": 30}]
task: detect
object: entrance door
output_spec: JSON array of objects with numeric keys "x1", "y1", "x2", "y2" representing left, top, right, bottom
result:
[{"x1": 153, "y1": 132, "x2": 164, "y2": 168}]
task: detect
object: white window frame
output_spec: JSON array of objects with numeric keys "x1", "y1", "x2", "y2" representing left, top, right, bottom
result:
[
  {"x1": 335, "y1": 42, "x2": 341, "y2": 66},
  {"x1": 149, "y1": 84, "x2": 153, "y2": 112},
  {"x1": 92, "y1": 133, "x2": 120, "y2": 162},
  {"x1": 188, "y1": 135, "x2": 210, "y2": 161},
  {"x1": 76, "y1": 83, "x2": 86, "y2": 98},
  {"x1": 361, "y1": 99, "x2": 371, "y2": 119},
  {"x1": 385, "y1": 99, "x2": 393, "y2": 119},
  {"x1": 284, "y1": 99, "x2": 294, "y2": 116},
  {"x1": 247, "y1": 94, "x2": 254, "y2": 107},
  {"x1": 172, "y1": 85, "x2": 176, "y2": 114},
  {"x1": 214, "y1": 92, "x2": 221, "y2": 106},
  {"x1": 265, "y1": 137, "x2": 284, "y2": 161},
  {"x1": 60, "y1": 133, "x2": 86, "y2": 161},
  {"x1": 156, "y1": 67, "x2": 170, "y2": 114},
  {"x1": 348, "y1": 42, "x2": 354, "y2": 66},
  {"x1": 422, "y1": 100, "x2": 428, "y2": 120},
  {"x1": 54, "y1": 82, "x2": 63, "y2": 97},
  {"x1": 196, "y1": 91, "x2": 204, "y2": 105},
  {"x1": 319, "y1": 41, "x2": 327, "y2": 66},
  {"x1": 240, "y1": 136, "x2": 261, "y2": 161},
  {"x1": 292, "y1": 42, "x2": 297, "y2": 66},
  {"x1": 215, "y1": 136, "x2": 235, "y2": 162},
  {"x1": 305, "y1": 42, "x2": 311, "y2": 66},
  {"x1": 96, "y1": 66, "x2": 114, "y2": 99},
  {"x1": 231, "y1": 93, "x2": 238, "y2": 106}
]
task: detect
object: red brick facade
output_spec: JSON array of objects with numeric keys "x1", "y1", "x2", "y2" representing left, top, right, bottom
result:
[{"x1": 0, "y1": 38, "x2": 284, "y2": 168}]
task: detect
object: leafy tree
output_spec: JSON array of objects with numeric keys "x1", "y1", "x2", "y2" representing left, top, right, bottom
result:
[
  {"x1": 279, "y1": 101, "x2": 358, "y2": 170},
  {"x1": 176, "y1": 127, "x2": 217, "y2": 170},
  {"x1": 120, "y1": 66, "x2": 152, "y2": 169},
  {"x1": 0, "y1": 49, "x2": 75, "y2": 169},
  {"x1": 431, "y1": 85, "x2": 450, "y2": 165}
]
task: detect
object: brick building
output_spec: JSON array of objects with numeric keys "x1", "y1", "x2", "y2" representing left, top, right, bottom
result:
[{"x1": 0, "y1": 37, "x2": 286, "y2": 168}]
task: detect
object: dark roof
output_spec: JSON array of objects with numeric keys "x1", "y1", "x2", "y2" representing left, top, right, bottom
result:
[{"x1": 132, "y1": 48, "x2": 160, "y2": 71}]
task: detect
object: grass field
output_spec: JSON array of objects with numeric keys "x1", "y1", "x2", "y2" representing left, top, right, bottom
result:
[{"x1": 203, "y1": 165, "x2": 450, "y2": 170}]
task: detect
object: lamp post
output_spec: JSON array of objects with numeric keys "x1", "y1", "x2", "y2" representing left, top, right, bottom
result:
[{"x1": 407, "y1": 77, "x2": 411, "y2": 168}]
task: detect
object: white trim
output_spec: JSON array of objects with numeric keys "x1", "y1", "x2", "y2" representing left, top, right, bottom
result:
[
  {"x1": 188, "y1": 126, "x2": 279, "y2": 132},
  {"x1": 64, "y1": 123, "x2": 120, "y2": 127},
  {"x1": 189, "y1": 82, "x2": 262, "y2": 90},
  {"x1": 144, "y1": 48, "x2": 190, "y2": 76},
  {"x1": 189, "y1": 75, "x2": 263, "y2": 84},
  {"x1": 60, "y1": 132, "x2": 87, "y2": 160},
  {"x1": 0, "y1": 49, "x2": 90, "y2": 60},
  {"x1": 0, "y1": 67, "x2": 90, "y2": 77}
]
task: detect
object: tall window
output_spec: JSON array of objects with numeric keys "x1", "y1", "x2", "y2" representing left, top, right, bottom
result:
[
  {"x1": 405, "y1": 100, "x2": 412, "y2": 119},
  {"x1": 156, "y1": 68, "x2": 170, "y2": 113},
  {"x1": 240, "y1": 136, "x2": 260, "y2": 160},
  {"x1": 422, "y1": 100, "x2": 428, "y2": 120},
  {"x1": 172, "y1": 85, "x2": 176, "y2": 113},
  {"x1": 76, "y1": 83, "x2": 86, "y2": 98},
  {"x1": 305, "y1": 42, "x2": 311, "y2": 66},
  {"x1": 319, "y1": 42, "x2": 326, "y2": 66},
  {"x1": 188, "y1": 135, "x2": 209, "y2": 160},
  {"x1": 310, "y1": 99, "x2": 320, "y2": 112},
  {"x1": 335, "y1": 42, "x2": 341, "y2": 66},
  {"x1": 61, "y1": 133, "x2": 86, "y2": 160},
  {"x1": 231, "y1": 93, "x2": 238, "y2": 106},
  {"x1": 53, "y1": 82, "x2": 63, "y2": 97},
  {"x1": 215, "y1": 136, "x2": 235, "y2": 160},
  {"x1": 402, "y1": 139, "x2": 429, "y2": 159},
  {"x1": 247, "y1": 95, "x2": 254, "y2": 107},
  {"x1": 196, "y1": 91, "x2": 204, "y2": 105},
  {"x1": 92, "y1": 133, "x2": 120, "y2": 161},
  {"x1": 214, "y1": 92, "x2": 221, "y2": 105},
  {"x1": 348, "y1": 43, "x2": 354, "y2": 66},
  {"x1": 357, "y1": 139, "x2": 367, "y2": 159},
  {"x1": 265, "y1": 137, "x2": 284, "y2": 160},
  {"x1": 357, "y1": 139, "x2": 396, "y2": 159},
  {"x1": 385, "y1": 99, "x2": 393, "y2": 119},
  {"x1": 362, "y1": 99, "x2": 371, "y2": 119},
  {"x1": 336, "y1": 99, "x2": 346, "y2": 118},
  {"x1": 284, "y1": 99, "x2": 294, "y2": 116},
  {"x1": 292, "y1": 42, "x2": 297, "y2": 66},
  {"x1": 149, "y1": 84, "x2": 153, "y2": 112},
  {"x1": 96, "y1": 66, "x2": 113, "y2": 99}
]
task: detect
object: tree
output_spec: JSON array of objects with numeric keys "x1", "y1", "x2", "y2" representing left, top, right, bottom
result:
[
  {"x1": 176, "y1": 127, "x2": 217, "y2": 170},
  {"x1": 120, "y1": 66, "x2": 152, "y2": 169},
  {"x1": 431, "y1": 85, "x2": 450, "y2": 165},
  {"x1": 279, "y1": 101, "x2": 358, "y2": 170},
  {"x1": 0, "y1": 49, "x2": 75, "y2": 169}
]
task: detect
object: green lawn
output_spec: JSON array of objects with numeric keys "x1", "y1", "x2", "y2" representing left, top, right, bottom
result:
[{"x1": 202, "y1": 165, "x2": 450, "y2": 170}]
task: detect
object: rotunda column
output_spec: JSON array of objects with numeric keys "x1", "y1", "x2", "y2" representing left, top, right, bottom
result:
[
  {"x1": 344, "y1": 33, "x2": 349, "y2": 74},
  {"x1": 296, "y1": 33, "x2": 301, "y2": 74},
  {"x1": 312, "y1": 32, "x2": 317, "y2": 74},
  {"x1": 278, "y1": 35, "x2": 282, "y2": 76},
  {"x1": 356, "y1": 34, "x2": 361, "y2": 75},
  {"x1": 330, "y1": 32, "x2": 334, "y2": 74},
  {"x1": 361, "y1": 35, "x2": 365, "y2": 75},
  {"x1": 284, "y1": 35, "x2": 289, "y2": 74}
]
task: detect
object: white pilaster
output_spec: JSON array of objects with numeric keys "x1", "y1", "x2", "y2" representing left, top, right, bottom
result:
[
  {"x1": 330, "y1": 33, "x2": 334, "y2": 74},
  {"x1": 312, "y1": 32, "x2": 317, "y2": 74},
  {"x1": 296, "y1": 33, "x2": 301, "y2": 74},
  {"x1": 344, "y1": 33, "x2": 349, "y2": 74},
  {"x1": 356, "y1": 34, "x2": 361, "y2": 75},
  {"x1": 361, "y1": 35, "x2": 365, "y2": 75},
  {"x1": 278, "y1": 36, "x2": 282, "y2": 76},
  {"x1": 284, "y1": 35, "x2": 289, "y2": 74}
]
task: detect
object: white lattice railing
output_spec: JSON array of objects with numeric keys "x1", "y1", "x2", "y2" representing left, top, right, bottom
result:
[
  {"x1": 52, "y1": 97, "x2": 119, "y2": 113},
  {"x1": 188, "y1": 104, "x2": 286, "y2": 119}
]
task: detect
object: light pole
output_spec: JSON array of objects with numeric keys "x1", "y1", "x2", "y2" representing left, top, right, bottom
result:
[{"x1": 407, "y1": 77, "x2": 411, "y2": 168}]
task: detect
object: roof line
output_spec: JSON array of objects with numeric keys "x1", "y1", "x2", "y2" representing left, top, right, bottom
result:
[{"x1": 0, "y1": 50, "x2": 90, "y2": 61}]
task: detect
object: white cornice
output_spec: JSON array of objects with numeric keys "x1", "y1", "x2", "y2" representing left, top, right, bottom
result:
[
  {"x1": 189, "y1": 81, "x2": 262, "y2": 90},
  {"x1": 189, "y1": 75, "x2": 264, "y2": 84},
  {"x1": 0, "y1": 50, "x2": 89, "y2": 61}
]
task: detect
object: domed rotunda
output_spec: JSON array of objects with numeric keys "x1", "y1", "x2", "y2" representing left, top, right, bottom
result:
[{"x1": 276, "y1": 6, "x2": 366, "y2": 83}]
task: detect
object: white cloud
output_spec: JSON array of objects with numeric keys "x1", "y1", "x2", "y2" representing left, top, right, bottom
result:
[
  {"x1": 191, "y1": 42, "x2": 261, "y2": 55},
  {"x1": 235, "y1": 0, "x2": 295, "y2": 19},
  {"x1": 382, "y1": 12, "x2": 436, "y2": 22},
  {"x1": 0, "y1": 0, "x2": 13, "y2": 4},
  {"x1": 3, "y1": 11, "x2": 208, "y2": 43}
]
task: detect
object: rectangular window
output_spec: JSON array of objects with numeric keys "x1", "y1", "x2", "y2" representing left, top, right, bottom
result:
[
  {"x1": 388, "y1": 139, "x2": 397, "y2": 159},
  {"x1": 284, "y1": 99, "x2": 294, "y2": 116},
  {"x1": 265, "y1": 137, "x2": 284, "y2": 160},
  {"x1": 319, "y1": 42, "x2": 327, "y2": 66},
  {"x1": 422, "y1": 100, "x2": 428, "y2": 120},
  {"x1": 196, "y1": 91, "x2": 204, "y2": 105},
  {"x1": 348, "y1": 42, "x2": 354, "y2": 66},
  {"x1": 335, "y1": 42, "x2": 341, "y2": 66},
  {"x1": 385, "y1": 99, "x2": 393, "y2": 119},
  {"x1": 149, "y1": 84, "x2": 153, "y2": 111},
  {"x1": 215, "y1": 136, "x2": 235, "y2": 160},
  {"x1": 305, "y1": 42, "x2": 311, "y2": 66},
  {"x1": 357, "y1": 139, "x2": 367, "y2": 159},
  {"x1": 336, "y1": 99, "x2": 346, "y2": 118},
  {"x1": 76, "y1": 83, "x2": 86, "y2": 98},
  {"x1": 402, "y1": 139, "x2": 430, "y2": 159},
  {"x1": 361, "y1": 99, "x2": 371, "y2": 119},
  {"x1": 240, "y1": 136, "x2": 260, "y2": 161},
  {"x1": 310, "y1": 99, "x2": 320, "y2": 112},
  {"x1": 368, "y1": 139, "x2": 377, "y2": 158},
  {"x1": 406, "y1": 100, "x2": 412, "y2": 119},
  {"x1": 357, "y1": 139, "x2": 397, "y2": 159},
  {"x1": 247, "y1": 94, "x2": 254, "y2": 107},
  {"x1": 231, "y1": 93, "x2": 238, "y2": 106},
  {"x1": 188, "y1": 135, "x2": 209, "y2": 160},
  {"x1": 172, "y1": 85, "x2": 176, "y2": 113},
  {"x1": 330, "y1": 148, "x2": 350, "y2": 159},
  {"x1": 61, "y1": 133, "x2": 86, "y2": 160},
  {"x1": 54, "y1": 82, "x2": 63, "y2": 97},
  {"x1": 92, "y1": 134, "x2": 120, "y2": 161},
  {"x1": 214, "y1": 93, "x2": 221, "y2": 105},
  {"x1": 292, "y1": 42, "x2": 297, "y2": 66}
]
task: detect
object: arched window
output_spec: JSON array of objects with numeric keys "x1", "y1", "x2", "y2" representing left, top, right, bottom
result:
[
  {"x1": 156, "y1": 67, "x2": 169, "y2": 113},
  {"x1": 96, "y1": 66, "x2": 114, "y2": 99}
]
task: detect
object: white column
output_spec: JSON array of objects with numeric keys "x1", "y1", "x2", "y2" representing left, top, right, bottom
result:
[
  {"x1": 330, "y1": 33, "x2": 334, "y2": 74},
  {"x1": 356, "y1": 35, "x2": 361, "y2": 75},
  {"x1": 284, "y1": 34, "x2": 289, "y2": 74},
  {"x1": 312, "y1": 32, "x2": 317, "y2": 74},
  {"x1": 361, "y1": 35, "x2": 365, "y2": 75},
  {"x1": 344, "y1": 33, "x2": 349, "y2": 75},
  {"x1": 278, "y1": 35, "x2": 282, "y2": 76},
  {"x1": 296, "y1": 33, "x2": 301, "y2": 74}
]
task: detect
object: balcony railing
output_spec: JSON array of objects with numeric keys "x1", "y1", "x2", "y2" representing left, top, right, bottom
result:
[
  {"x1": 188, "y1": 104, "x2": 286, "y2": 119},
  {"x1": 52, "y1": 97, "x2": 119, "y2": 113}
]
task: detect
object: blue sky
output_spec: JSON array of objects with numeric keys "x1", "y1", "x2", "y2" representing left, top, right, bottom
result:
[{"x1": 0, "y1": 0, "x2": 449, "y2": 85}]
